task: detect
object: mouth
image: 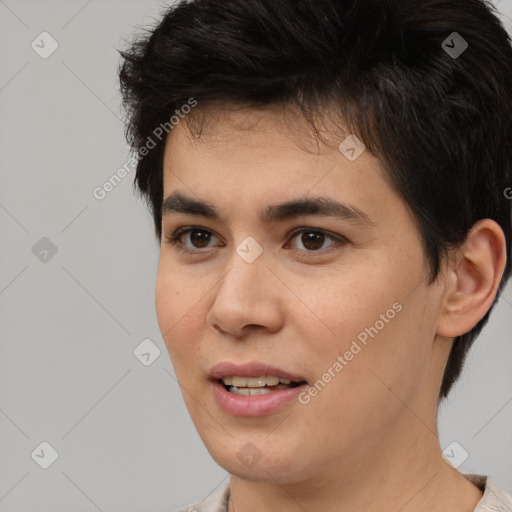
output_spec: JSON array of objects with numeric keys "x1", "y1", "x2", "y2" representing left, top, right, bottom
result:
[
  {"x1": 217, "y1": 376, "x2": 306, "y2": 396},
  {"x1": 209, "y1": 361, "x2": 309, "y2": 416}
]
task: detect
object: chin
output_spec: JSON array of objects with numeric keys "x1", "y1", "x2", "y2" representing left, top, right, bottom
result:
[{"x1": 205, "y1": 439, "x2": 313, "y2": 484}]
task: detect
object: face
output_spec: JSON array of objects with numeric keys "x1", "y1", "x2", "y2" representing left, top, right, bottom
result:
[{"x1": 155, "y1": 106, "x2": 448, "y2": 485}]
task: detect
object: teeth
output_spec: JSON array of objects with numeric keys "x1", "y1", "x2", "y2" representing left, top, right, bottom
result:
[
  {"x1": 221, "y1": 376, "x2": 292, "y2": 387},
  {"x1": 229, "y1": 387, "x2": 273, "y2": 396},
  {"x1": 228, "y1": 383, "x2": 296, "y2": 395}
]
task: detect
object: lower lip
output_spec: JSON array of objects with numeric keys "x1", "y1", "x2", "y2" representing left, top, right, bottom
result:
[{"x1": 210, "y1": 379, "x2": 308, "y2": 417}]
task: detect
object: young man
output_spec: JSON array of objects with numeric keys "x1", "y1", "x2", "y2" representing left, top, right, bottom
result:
[{"x1": 119, "y1": 0, "x2": 512, "y2": 510}]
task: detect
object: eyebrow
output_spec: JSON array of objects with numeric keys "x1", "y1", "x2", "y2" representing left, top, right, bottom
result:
[{"x1": 161, "y1": 191, "x2": 375, "y2": 227}]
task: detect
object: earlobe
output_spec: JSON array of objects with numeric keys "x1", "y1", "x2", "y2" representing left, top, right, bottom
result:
[{"x1": 436, "y1": 219, "x2": 507, "y2": 338}]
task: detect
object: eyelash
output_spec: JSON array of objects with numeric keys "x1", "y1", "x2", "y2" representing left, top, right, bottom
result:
[{"x1": 164, "y1": 225, "x2": 346, "y2": 258}]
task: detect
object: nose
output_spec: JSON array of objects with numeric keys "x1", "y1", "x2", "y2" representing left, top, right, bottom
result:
[{"x1": 206, "y1": 248, "x2": 285, "y2": 338}]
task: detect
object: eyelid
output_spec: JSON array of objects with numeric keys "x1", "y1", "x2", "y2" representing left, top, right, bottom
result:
[
  {"x1": 165, "y1": 225, "x2": 346, "y2": 255},
  {"x1": 285, "y1": 226, "x2": 346, "y2": 253},
  {"x1": 165, "y1": 225, "x2": 222, "y2": 252}
]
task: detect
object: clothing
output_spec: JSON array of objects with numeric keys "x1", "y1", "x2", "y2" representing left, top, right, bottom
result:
[
  {"x1": 175, "y1": 473, "x2": 512, "y2": 512},
  {"x1": 464, "y1": 474, "x2": 512, "y2": 512}
]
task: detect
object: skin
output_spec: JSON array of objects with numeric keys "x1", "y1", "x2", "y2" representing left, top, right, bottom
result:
[{"x1": 155, "y1": 105, "x2": 506, "y2": 512}]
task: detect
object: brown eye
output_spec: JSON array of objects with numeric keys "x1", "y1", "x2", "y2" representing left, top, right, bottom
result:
[
  {"x1": 288, "y1": 228, "x2": 341, "y2": 252},
  {"x1": 301, "y1": 231, "x2": 325, "y2": 251},
  {"x1": 188, "y1": 229, "x2": 213, "y2": 248},
  {"x1": 166, "y1": 226, "x2": 220, "y2": 251}
]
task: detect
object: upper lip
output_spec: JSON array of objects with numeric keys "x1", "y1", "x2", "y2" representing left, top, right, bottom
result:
[{"x1": 209, "y1": 361, "x2": 307, "y2": 383}]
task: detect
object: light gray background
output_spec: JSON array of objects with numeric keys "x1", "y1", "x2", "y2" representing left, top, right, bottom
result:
[{"x1": 0, "y1": 1, "x2": 510, "y2": 510}]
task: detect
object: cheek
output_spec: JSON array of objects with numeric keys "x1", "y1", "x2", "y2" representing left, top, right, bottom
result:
[
  {"x1": 155, "y1": 261, "x2": 205, "y2": 360},
  {"x1": 302, "y1": 269, "x2": 433, "y2": 405},
  {"x1": 155, "y1": 265, "x2": 179, "y2": 337},
  {"x1": 298, "y1": 271, "x2": 396, "y2": 351}
]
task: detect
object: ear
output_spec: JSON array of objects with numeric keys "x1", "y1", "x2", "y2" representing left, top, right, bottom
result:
[{"x1": 436, "y1": 219, "x2": 507, "y2": 338}]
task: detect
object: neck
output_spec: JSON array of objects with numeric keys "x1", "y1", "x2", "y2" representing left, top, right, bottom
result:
[{"x1": 227, "y1": 416, "x2": 483, "y2": 512}]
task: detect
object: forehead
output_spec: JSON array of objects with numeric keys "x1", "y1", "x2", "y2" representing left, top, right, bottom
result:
[
  {"x1": 166, "y1": 107, "x2": 359, "y2": 177},
  {"x1": 161, "y1": 106, "x2": 403, "y2": 226},
  {"x1": 164, "y1": 104, "x2": 347, "y2": 159}
]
